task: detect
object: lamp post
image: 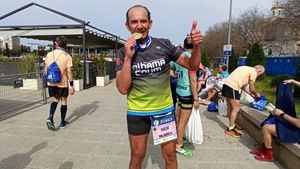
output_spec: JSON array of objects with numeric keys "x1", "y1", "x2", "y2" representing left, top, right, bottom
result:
[
  {"x1": 228, "y1": 0, "x2": 233, "y2": 45},
  {"x1": 226, "y1": 0, "x2": 233, "y2": 67}
]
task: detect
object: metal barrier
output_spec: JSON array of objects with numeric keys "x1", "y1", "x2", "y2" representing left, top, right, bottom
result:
[
  {"x1": 85, "y1": 60, "x2": 116, "y2": 88},
  {"x1": 0, "y1": 72, "x2": 47, "y2": 117},
  {"x1": 0, "y1": 60, "x2": 116, "y2": 116}
]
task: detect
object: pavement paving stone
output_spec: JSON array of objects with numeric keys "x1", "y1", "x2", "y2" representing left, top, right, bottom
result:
[{"x1": 0, "y1": 81, "x2": 283, "y2": 169}]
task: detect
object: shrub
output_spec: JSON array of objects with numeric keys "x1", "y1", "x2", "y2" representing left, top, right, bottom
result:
[
  {"x1": 228, "y1": 48, "x2": 238, "y2": 72},
  {"x1": 93, "y1": 55, "x2": 106, "y2": 76},
  {"x1": 18, "y1": 54, "x2": 38, "y2": 78},
  {"x1": 18, "y1": 54, "x2": 37, "y2": 74},
  {"x1": 247, "y1": 42, "x2": 265, "y2": 67},
  {"x1": 72, "y1": 55, "x2": 83, "y2": 80},
  {"x1": 0, "y1": 56, "x2": 18, "y2": 62},
  {"x1": 201, "y1": 51, "x2": 210, "y2": 67}
]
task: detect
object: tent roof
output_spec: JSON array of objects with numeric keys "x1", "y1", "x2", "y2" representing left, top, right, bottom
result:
[{"x1": 0, "y1": 2, "x2": 125, "y2": 49}]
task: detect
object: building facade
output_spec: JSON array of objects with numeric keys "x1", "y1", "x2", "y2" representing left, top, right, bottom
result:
[
  {"x1": 0, "y1": 36, "x2": 20, "y2": 50},
  {"x1": 264, "y1": 0, "x2": 300, "y2": 56}
]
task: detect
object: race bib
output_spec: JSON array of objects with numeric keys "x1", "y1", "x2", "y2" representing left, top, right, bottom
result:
[{"x1": 151, "y1": 112, "x2": 177, "y2": 145}]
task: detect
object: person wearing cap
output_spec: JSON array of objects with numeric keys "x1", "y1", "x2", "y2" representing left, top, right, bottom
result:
[
  {"x1": 115, "y1": 4, "x2": 203, "y2": 169},
  {"x1": 216, "y1": 64, "x2": 229, "y2": 79},
  {"x1": 203, "y1": 64, "x2": 229, "y2": 103}
]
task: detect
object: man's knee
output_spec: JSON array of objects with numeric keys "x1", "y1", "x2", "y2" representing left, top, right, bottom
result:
[
  {"x1": 262, "y1": 125, "x2": 268, "y2": 134},
  {"x1": 60, "y1": 97, "x2": 68, "y2": 105},
  {"x1": 131, "y1": 149, "x2": 146, "y2": 161},
  {"x1": 162, "y1": 147, "x2": 176, "y2": 162},
  {"x1": 262, "y1": 124, "x2": 275, "y2": 135},
  {"x1": 51, "y1": 97, "x2": 59, "y2": 103}
]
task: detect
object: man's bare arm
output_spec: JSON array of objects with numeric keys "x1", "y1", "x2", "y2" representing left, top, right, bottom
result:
[
  {"x1": 274, "y1": 109, "x2": 300, "y2": 128},
  {"x1": 189, "y1": 71, "x2": 199, "y2": 109},
  {"x1": 67, "y1": 67, "x2": 73, "y2": 81},
  {"x1": 284, "y1": 79, "x2": 300, "y2": 88},
  {"x1": 116, "y1": 57, "x2": 132, "y2": 95},
  {"x1": 248, "y1": 80, "x2": 260, "y2": 98}
]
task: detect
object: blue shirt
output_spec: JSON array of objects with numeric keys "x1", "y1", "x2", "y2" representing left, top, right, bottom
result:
[
  {"x1": 170, "y1": 51, "x2": 192, "y2": 96},
  {"x1": 220, "y1": 71, "x2": 229, "y2": 79}
]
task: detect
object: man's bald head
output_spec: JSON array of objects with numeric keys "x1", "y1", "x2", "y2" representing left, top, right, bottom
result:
[{"x1": 126, "y1": 5, "x2": 151, "y2": 24}]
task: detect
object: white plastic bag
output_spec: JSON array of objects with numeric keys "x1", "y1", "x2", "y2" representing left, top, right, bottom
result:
[
  {"x1": 240, "y1": 90, "x2": 255, "y2": 105},
  {"x1": 218, "y1": 98, "x2": 227, "y2": 117},
  {"x1": 185, "y1": 108, "x2": 203, "y2": 144}
]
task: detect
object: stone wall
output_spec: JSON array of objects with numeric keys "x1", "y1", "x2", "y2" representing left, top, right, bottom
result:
[{"x1": 238, "y1": 105, "x2": 300, "y2": 169}]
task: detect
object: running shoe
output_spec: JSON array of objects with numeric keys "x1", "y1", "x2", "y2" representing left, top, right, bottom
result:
[
  {"x1": 59, "y1": 121, "x2": 69, "y2": 129},
  {"x1": 183, "y1": 137, "x2": 191, "y2": 146},
  {"x1": 234, "y1": 126, "x2": 243, "y2": 134},
  {"x1": 176, "y1": 146, "x2": 193, "y2": 157},
  {"x1": 46, "y1": 119, "x2": 55, "y2": 131},
  {"x1": 250, "y1": 144, "x2": 266, "y2": 156},
  {"x1": 225, "y1": 128, "x2": 242, "y2": 138},
  {"x1": 255, "y1": 149, "x2": 274, "y2": 162}
]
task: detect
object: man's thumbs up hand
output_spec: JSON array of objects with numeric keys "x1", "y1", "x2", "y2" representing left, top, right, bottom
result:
[{"x1": 190, "y1": 20, "x2": 203, "y2": 47}]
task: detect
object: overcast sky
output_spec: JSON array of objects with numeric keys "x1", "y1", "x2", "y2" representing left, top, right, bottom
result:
[{"x1": 0, "y1": 0, "x2": 275, "y2": 45}]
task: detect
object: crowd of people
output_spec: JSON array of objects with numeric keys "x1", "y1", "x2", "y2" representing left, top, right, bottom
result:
[{"x1": 42, "y1": 4, "x2": 300, "y2": 169}]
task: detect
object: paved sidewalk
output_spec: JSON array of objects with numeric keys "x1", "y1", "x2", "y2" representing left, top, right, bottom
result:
[{"x1": 0, "y1": 81, "x2": 283, "y2": 169}]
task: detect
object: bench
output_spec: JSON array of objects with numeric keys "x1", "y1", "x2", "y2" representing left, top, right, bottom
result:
[{"x1": 237, "y1": 105, "x2": 300, "y2": 169}]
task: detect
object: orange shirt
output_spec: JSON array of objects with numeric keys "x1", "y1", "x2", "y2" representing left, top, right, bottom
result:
[
  {"x1": 45, "y1": 49, "x2": 73, "y2": 88},
  {"x1": 224, "y1": 66, "x2": 257, "y2": 90}
]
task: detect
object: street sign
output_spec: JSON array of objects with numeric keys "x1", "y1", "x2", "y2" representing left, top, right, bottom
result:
[{"x1": 223, "y1": 44, "x2": 232, "y2": 56}]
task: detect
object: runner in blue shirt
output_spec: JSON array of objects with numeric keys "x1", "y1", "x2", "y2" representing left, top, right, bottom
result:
[{"x1": 170, "y1": 37, "x2": 199, "y2": 157}]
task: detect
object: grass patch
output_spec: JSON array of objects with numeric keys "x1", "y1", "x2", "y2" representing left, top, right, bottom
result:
[{"x1": 255, "y1": 76, "x2": 300, "y2": 117}]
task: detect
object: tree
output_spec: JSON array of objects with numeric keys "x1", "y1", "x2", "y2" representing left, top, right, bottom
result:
[
  {"x1": 228, "y1": 48, "x2": 238, "y2": 72},
  {"x1": 20, "y1": 45, "x2": 30, "y2": 54},
  {"x1": 203, "y1": 7, "x2": 268, "y2": 58},
  {"x1": 233, "y1": 7, "x2": 267, "y2": 52},
  {"x1": 201, "y1": 51, "x2": 210, "y2": 67},
  {"x1": 282, "y1": 0, "x2": 300, "y2": 37},
  {"x1": 247, "y1": 42, "x2": 265, "y2": 67},
  {"x1": 37, "y1": 45, "x2": 47, "y2": 56},
  {"x1": 202, "y1": 22, "x2": 228, "y2": 58},
  {"x1": 3, "y1": 43, "x2": 10, "y2": 57}
]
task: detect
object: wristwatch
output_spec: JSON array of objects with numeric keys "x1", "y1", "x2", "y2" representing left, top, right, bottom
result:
[{"x1": 280, "y1": 113, "x2": 286, "y2": 118}]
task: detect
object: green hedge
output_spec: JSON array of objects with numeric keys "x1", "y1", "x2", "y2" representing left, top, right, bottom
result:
[{"x1": 0, "y1": 56, "x2": 18, "y2": 62}]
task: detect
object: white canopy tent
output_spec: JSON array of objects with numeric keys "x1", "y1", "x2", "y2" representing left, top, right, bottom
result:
[{"x1": 0, "y1": 2, "x2": 125, "y2": 88}]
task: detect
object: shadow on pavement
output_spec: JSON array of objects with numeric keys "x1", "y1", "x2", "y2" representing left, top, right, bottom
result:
[
  {"x1": 58, "y1": 161, "x2": 74, "y2": 169},
  {"x1": 0, "y1": 141, "x2": 47, "y2": 169},
  {"x1": 66, "y1": 101, "x2": 100, "y2": 124},
  {"x1": 203, "y1": 110, "x2": 227, "y2": 130},
  {"x1": 0, "y1": 101, "x2": 44, "y2": 122},
  {"x1": 203, "y1": 109, "x2": 255, "y2": 150},
  {"x1": 142, "y1": 134, "x2": 165, "y2": 169}
]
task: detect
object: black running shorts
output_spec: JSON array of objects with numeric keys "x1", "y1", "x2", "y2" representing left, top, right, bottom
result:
[
  {"x1": 48, "y1": 86, "x2": 69, "y2": 98},
  {"x1": 222, "y1": 84, "x2": 240, "y2": 100},
  {"x1": 127, "y1": 114, "x2": 151, "y2": 135},
  {"x1": 177, "y1": 95, "x2": 194, "y2": 110}
]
